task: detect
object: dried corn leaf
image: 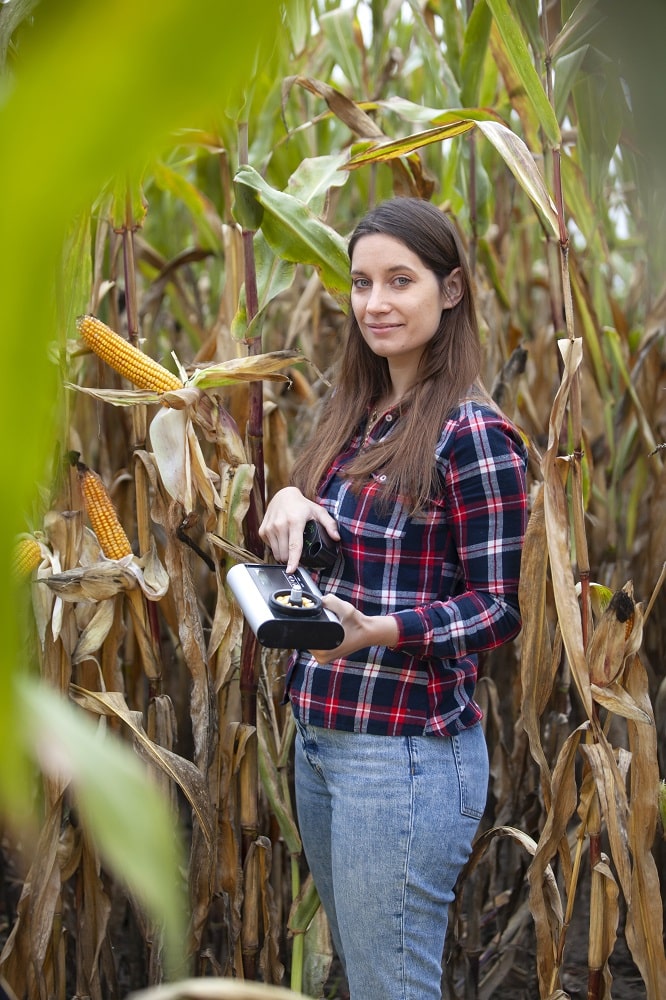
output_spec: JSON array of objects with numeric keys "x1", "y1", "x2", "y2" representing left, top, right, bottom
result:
[
  {"x1": 590, "y1": 680, "x2": 652, "y2": 722},
  {"x1": 149, "y1": 406, "x2": 194, "y2": 513},
  {"x1": 208, "y1": 532, "x2": 260, "y2": 566},
  {"x1": 540, "y1": 338, "x2": 593, "y2": 720},
  {"x1": 256, "y1": 837, "x2": 284, "y2": 985},
  {"x1": 66, "y1": 382, "x2": 168, "y2": 407},
  {"x1": 464, "y1": 824, "x2": 562, "y2": 927},
  {"x1": 45, "y1": 561, "x2": 138, "y2": 601},
  {"x1": 0, "y1": 798, "x2": 65, "y2": 997},
  {"x1": 72, "y1": 598, "x2": 116, "y2": 664},
  {"x1": 518, "y1": 484, "x2": 556, "y2": 791},
  {"x1": 624, "y1": 653, "x2": 666, "y2": 999},
  {"x1": 192, "y1": 394, "x2": 248, "y2": 465},
  {"x1": 528, "y1": 723, "x2": 585, "y2": 996},
  {"x1": 78, "y1": 838, "x2": 113, "y2": 1000},
  {"x1": 188, "y1": 350, "x2": 304, "y2": 391},
  {"x1": 587, "y1": 856, "x2": 619, "y2": 1000},
  {"x1": 579, "y1": 741, "x2": 632, "y2": 902},
  {"x1": 147, "y1": 694, "x2": 179, "y2": 811},
  {"x1": 475, "y1": 677, "x2": 515, "y2": 819},
  {"x1": 69, "y1": 685, "x2": 213, "y2": 847}
]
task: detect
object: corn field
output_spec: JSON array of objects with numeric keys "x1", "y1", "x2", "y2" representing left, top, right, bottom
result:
[{"x1": 1, "y1": 2, "x2": 665, "y2": 999}]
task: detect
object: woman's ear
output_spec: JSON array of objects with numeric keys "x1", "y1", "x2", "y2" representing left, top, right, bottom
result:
[{"x1": 441, "y1": 267, "x2": 464, "y2": 310}]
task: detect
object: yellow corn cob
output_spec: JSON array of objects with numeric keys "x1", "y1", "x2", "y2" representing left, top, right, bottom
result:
[
  {"x1": 76, "y1": 314, "x2": 183, "y2": 392},
  {"x1": 12, "y1": 535, "x2": 42, "y2": 577},
  {"x1": 78, "y1": 463, "x2": 133, "y2": 560}
]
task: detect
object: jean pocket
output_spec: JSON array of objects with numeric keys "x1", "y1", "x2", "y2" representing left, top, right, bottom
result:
[{"x1": 451, "y1": 727, "x2": 488, "y2": 820}]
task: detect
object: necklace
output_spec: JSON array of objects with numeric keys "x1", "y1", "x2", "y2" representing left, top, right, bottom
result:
[{"x1": 363, "y1": 401, "x2": 397, "y2": 448}]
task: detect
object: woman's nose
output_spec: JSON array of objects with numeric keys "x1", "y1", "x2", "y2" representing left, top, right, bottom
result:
[{"x1": 366, "y1": 284, "x2": 389, "y2": 312}]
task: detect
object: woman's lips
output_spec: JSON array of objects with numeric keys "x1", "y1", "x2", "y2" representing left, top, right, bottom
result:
[{"x1": 365, "y1": 323, "x2": 400, "y2": 333}]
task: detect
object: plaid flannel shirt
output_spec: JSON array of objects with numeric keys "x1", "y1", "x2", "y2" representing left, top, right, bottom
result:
[{"x1": 286, "y1": 399, "x2": 528, "y2": 737}]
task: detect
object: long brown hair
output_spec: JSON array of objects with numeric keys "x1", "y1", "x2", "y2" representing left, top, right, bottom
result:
[{"x1": 292, "y1": 197, "x2": 495, "y2": 510}]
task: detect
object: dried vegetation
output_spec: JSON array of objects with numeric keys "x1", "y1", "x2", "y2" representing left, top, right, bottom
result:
[{"x1": 2, "y1": 2, "x2": 666, "y2": 999}]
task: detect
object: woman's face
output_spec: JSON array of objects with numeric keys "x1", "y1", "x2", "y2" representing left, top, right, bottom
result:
[{"x1": 350, "y1": 233, "x2": 455, "y2": 381}]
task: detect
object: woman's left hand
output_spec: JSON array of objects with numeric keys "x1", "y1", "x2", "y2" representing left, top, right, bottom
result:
[{"x1": 308, "y1": 594, "x2": 400, "y2": 664}]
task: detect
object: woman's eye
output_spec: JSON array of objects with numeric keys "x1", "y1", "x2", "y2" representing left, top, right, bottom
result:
[
  {"x1": 352, "y1": 277, "x2": 370, "y2": 289},
  {"x1": 393, "y1": 276, "x2": 411, "y2": 287}
]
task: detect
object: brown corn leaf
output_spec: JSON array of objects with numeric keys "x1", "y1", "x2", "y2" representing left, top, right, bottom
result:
[
  {"x1": 147, "y1": 694, "x2": 179, "y2": 812},
  {"x1": 284, "y1": 75, "x2": 383, "y2": 138},
  {"x1": 77, "y1": 838, "x2": 113, "y2": 1000},
  {"x1": 192, "y1": 394, "x2": 248, "y2": 465},
  {"x1": 0, "y1": 797, "x2": 66, "y2": 997},
  {"x1": 149, "y1": 406, "x2": 194, "y2": 514},
  {"x1": 188, "y1": 350, "x2": 303, "y2": 391},
  {"x1": 540, "y1": 338, "x2": 593, "y2": 719},
  {"x1": 528, "y1": 724, "x2": 585, "y2": 996},
  {"x1": 45, "y1": 561, "x2": 138, "y2": 601},
  {"x1": 69, "y1": 685, "x2": 213, "y2": 847},
  {"x1": 518, "y1": 484, "x2": 556, "y2": 793},
  {"x1": 71, "y1": 598, "x2": 116, "y2": 665},
  {"x1": 208, "y1": 532, "x2": 259, "y2": 567},
  {"x1": 65, "y1": 382, "x2": 167, "y2": 407},
  {"x1": 590, "y1": 681, "x2": 652, "y2": 723},
  {"x1": 579, "y1": 742, "x2": 632, "y2": 902},
  {"x1": 624, "y1": 654, "x2": 666, "y2": 998},
  {"x1": 149, "y1": 406, "x2": 220, "y2": 516},
  {"x1": 136, "y1": 540, "x2": 171, "y2": 600},
  {"x1": 587, "y1": 856, "x2": 619, "y2": 1000},
  {"x1": 256, "y1": 838, "x2": 284, "y2": 985}
]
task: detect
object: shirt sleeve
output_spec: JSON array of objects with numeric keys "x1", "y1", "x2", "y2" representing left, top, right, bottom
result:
[{"x1": 390, "y1": 408, "x2": 528, "y2": 659}]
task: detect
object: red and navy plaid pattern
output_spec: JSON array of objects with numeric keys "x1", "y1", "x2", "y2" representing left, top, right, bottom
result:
[{"x1": 287, "y1": 401, "x2": 528, "y2": 737}]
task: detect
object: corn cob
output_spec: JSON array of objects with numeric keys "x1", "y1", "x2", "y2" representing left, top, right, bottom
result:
[
  {"x1": 76, "y1": 314, "x2": 183, "y2": 392},
  {"x1": 12, "y1": 535, "x2": 42, "y2": 577},
  {"x1": 77, "y1": 462, "x2": 133, "y2": 560}
]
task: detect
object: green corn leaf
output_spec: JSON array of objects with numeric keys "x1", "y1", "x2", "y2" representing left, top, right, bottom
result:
[
  {"x1": 551, "y1": 0, "x2": 603, "y2": 62},
  {"x1": 460, "y1": 0, "x2": 493, "y2": 108},
  {"x1": 486, "y1": 0, "x2": 561, "y2": 148},
  {"x1": 476, "y1": 120, "x2": 559, "y2": 235},
  {"x1": 286, "y1": 152, "x2": 350, "y2": 214},
  {"x1": 289, "y1": 873, "x2": 321, "y2": 935},
  {"x1": 152, "y1": 159, "x2": 222, "y2": 251},
  {"x1": 231, "y1": 231, "x2": 297, "y2": 341},
  {"x1": 553, "y1": 46, "x2": 589, "y2": 124},
  {"x1": 318, "y1": 7, "x2": 363, "y2": 92},
  {"x1": 233, "y1": 165, "x2": 350, "y2": 306}
]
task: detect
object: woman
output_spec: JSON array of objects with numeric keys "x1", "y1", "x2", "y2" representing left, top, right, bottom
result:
[{"x1": 259, "y1": 197, "x2": 527, "y2": 999}]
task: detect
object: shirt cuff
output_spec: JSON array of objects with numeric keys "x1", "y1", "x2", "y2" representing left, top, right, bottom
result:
[{"x1": 389, "y1": 609, "x2": 427, "y2": 649}]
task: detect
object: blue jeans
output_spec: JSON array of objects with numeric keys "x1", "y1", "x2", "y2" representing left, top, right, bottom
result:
[{"x1": 294, "y1": 719, "x2": 488, "y2": 1000}]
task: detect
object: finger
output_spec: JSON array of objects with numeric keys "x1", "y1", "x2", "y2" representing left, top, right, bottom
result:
[
  {"x1": 308, "y1": 649, "x2": 334, "y2": 665},
  {"x1": 285, "y1": 532, "x2": 304, "y2": 574},
  {"x1": 321, "y1": 594, "x2": 347, "y2": 618},
  {"x1": 313, "y1": 511, "x2": 340, "y2": 540}
]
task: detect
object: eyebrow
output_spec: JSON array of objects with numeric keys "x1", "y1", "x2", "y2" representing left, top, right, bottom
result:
[{"x1": 350, "y1": 264, "x2": 418, "y2": 277}]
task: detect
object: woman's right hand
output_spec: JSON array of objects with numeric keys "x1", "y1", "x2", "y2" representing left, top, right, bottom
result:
[{"x1": 259, "y1": 487, "x2": 340, "y2": 573}]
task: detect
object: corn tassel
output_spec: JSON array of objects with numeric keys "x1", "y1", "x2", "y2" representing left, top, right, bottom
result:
[
  {"x1": 12, "y1": 535, "x2": 42, "y2": 576},
  {"x1": 76, "y1": 314, "x2": 183, "y2": 392},
  {"x1": 77, "y1": 463, "x2": 132, "y2": 560}
]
